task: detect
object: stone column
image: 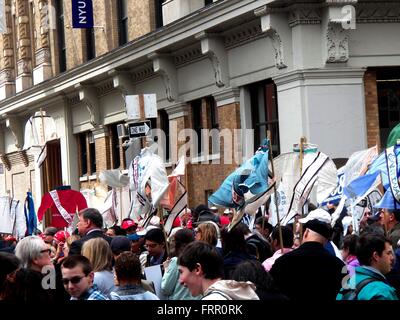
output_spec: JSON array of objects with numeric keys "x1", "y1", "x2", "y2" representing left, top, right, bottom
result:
[
  {"x1": 273, "y1": 68, "x2": 367, "y2": 158},
  {"x1": 15, "y1": 0, "x2": 33, "y2": 92},
  {"x1": 33, "y1": 0, "x2": 52, "y2": 84},
  {"x1": 0, "y1": 0, "x2": 16, "y2": 100}
]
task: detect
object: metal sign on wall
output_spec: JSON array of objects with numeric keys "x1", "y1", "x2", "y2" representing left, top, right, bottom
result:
[{"x1": 128, "y1": 121, "x2": 152, "y2": 138}]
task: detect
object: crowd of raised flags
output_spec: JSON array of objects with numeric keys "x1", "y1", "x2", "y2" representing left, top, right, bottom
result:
[{"x1": 2, "y1": 130, "x2": 400, "y2": 301}]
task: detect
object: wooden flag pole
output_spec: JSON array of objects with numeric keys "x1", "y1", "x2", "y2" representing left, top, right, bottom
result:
[
  {"x1": 267, "y1": 131, "x2": 284, "y2": 253},
  {"x1": 298, "y1": 136, "x2": 306, "y2": 242}
]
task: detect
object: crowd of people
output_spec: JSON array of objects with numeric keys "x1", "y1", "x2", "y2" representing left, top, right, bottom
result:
[{"x1": 0, "y1": 201, "x2": 399, "y2": 301}]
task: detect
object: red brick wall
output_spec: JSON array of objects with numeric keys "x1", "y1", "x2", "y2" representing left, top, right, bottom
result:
[{"x1": 364, "y1": 69, "x2": 380, "y2": 149}]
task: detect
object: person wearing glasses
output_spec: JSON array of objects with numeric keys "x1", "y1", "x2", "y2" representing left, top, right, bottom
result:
[
  {"x1": 61, "y1": 255, "x2": 107, "y2": 300},
  {"x1": 141, "y1": 228, "x2": 168, "y2": 268},
  {"x1": 14, "y1": 235, "x2": 70, "y2": 301}
]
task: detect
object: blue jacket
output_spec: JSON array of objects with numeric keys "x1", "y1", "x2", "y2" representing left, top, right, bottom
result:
[{"x1": 337, "y1": 266, "x2": 398, "y2": 300}]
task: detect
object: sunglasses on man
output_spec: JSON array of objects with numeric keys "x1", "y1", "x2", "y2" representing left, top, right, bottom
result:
[{"x1": 61, "y1": 275, "x2": 86, "y2": 285}]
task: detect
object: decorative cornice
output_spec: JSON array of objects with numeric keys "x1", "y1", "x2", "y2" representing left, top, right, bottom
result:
[
  {"x1": 164, "y1": 102, "x2": 189, "y2": 120},
  {"x1": 288, "y1": 8, "x2": 322, "y2": 27},
  {"x1": 131, "y1": 64, "x2": 155, "y2": 83},
  {"x1": 356, "y1": 3, "x2": 400, "y2": 23},
  {"x1": 0, "y1": 69, "x2": 14, "y2": 84},
  {"x1": 224, "y1": 21, "x2": 264, "y2": 49},
  {"x1": 66, "y1": 93, "x2": 80, "y2": 106},
  {"x1": 96, "y1": 80, "x2": 115, "y2": 97},
  {"x1": 174, "y1": 47, "x2": 203, "y2": 67},
  {"x1": 91, "y1": 125, "x2": 109, "y2": 139},
  {"x1": 213, "y1": 87, "x2": 240, "y2": 107}
]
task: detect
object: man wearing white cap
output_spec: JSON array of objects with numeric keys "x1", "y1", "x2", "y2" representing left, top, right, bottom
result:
[{"x1": 270, "y1": 208, "x2": 346, "y2": 301}]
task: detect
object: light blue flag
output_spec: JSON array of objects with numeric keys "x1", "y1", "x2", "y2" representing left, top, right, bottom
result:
[
  {"x1": 208, "y1": 140, "x2": 269, "y2": 209},
  {"x1": 344, "y1": 146, "x2": 400, "y2": 209}
]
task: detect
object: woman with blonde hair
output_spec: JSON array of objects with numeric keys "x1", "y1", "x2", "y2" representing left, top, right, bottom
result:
[
  {"x1": 82, "y1": 237, "x2": 115, "y2": 298},
  {"x1": 194, "y1": 221, "x2": 223, "y2": 255}
]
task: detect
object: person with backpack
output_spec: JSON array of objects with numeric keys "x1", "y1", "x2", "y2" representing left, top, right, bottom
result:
[
  {"x1": 178, "y1": 241, "x2": 259, "y2": 300},
  {"x1": 337, "y1": 232, "x2": 398, "y2": 300}
]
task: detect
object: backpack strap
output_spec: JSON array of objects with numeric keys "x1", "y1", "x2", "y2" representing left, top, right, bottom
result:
[{"x1": 342, "y1": 278, "x2": 379, "y2": 300}]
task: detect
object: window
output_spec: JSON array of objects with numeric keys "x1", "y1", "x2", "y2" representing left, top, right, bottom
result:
[
  {"x1": 205, "y1": 97, "x2": 218, "y2": 155},
  {"x1": 205, "y1": 0, "x2": 213, "y2": 6},
  {"x1": 55, "y1": 0, "x2": 66, "y2": 72},
  {"x1": 154, "y1": 0, "x2": 164, "y2": 29},
  {"x1": 77, "y1": 131, "x2": 96, "y2": 176},
  {"x1": 78, "y1": 132, "x2": 88, "y2": 176},
  {"x1": 159, "y1": 109, "x2": 170, "y2": 162},
  {"x1": 86, "y1": 28, "x2": 96, "y2": 61},
  {"x1": 192, "y1": 99, "x2": 203, "y2": 157},
  {"x1": 250, "y1": 80, "x2": 280, "y2": 156},
  {"x1": 88, "y1": 132, "x2": 96, "y2": 174},
  {"x1": 109, "y1": 123, "x2": 129, "y2": 170},
  {"x1": 205, "y1": 189, "x2": 214, "y2": 204},
  {"x1": 377, "y1": 68, "x2": 400, "y2": 147},
  {"x1": 117, "y1": 0, "x2": 128, "y2": 45}
]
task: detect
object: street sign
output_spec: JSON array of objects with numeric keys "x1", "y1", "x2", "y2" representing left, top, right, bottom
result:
[{"x1": 128, "y1": 121, "x2": 151, "y2": 138}]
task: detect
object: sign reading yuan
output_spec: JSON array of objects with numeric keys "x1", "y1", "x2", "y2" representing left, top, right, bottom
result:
[{"x1": 72, "y1": 0, "x2": 94, "y2": 28}]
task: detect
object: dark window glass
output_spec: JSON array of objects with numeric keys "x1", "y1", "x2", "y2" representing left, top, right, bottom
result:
[
  {"x1": 159, "y1": 109, "x2": 170, "y2": 162},
  {"x1": 55, "y1": 0, "x2": 66, "y2": 72},
  {"x1": 79, "y1": 133, "x2": 87, "y2": 176},
  {"x1": 86, "y1": 28, "x2": 96, "y2": 61},
  {"x1": 250, "y1": 81, "x2": 280, "y2": 157},
  {"x1": 155, "y1": 0, "x2": 164, "y2": 29},
  {"x1": 205, "y1": 0, "x2": 213, "y2": 5},
  {"x1": 192, "y1": 99, "x2": 202, "y2": 156},
  {"x1": 88, "y1": 132, "x2": 96, "y2": 174},
  {"x1": 117, "y1": 0, "x2": 128, "y2": 45}
]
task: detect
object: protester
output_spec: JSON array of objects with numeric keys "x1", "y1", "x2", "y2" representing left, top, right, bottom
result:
[
  {"x1": 254, "y1": 217, "x2": 273, "y2": 240},
  {"x1": 221, "y1": 224, "x2": 257, "y2": 279},
  {"x1": 341, "y1": 234, "x2": 360, "y2": 276},
  {"x1": 43, "y1": 227, "x2": 58, "y2": 245},
  {"x1": 69, "y1": 208, "x2": 112, "y2": 255},
  {"x1": 141, "y1": 228, "x2": 168, "y2": 268},
  {"x1": 194, "y1": 221, "x2": 222, "y2": 255},
  {"x1": 61, "y1": 255, "x2": 107, "y2": 300},
  {"x1": 337, "y1": 233, "x2": 397, "y2": 300},
  {"x1": 82, "y1": 237, "x2": 115, "y2": 297},
  {"x1": 231, "y1": 260, "x2": 289, "y2": 301},
  {"x1": 270, "y1": 209, "x2": 345, "y2": 301},
  {"x1": 111, "y1": 252, "x2": 159, "y2": 300},
  {"x1": 162, "y1": 228, "x2": 200, "y2": 300},
  {"x1": 262, "y1": 226, "x2": 293, "y2": 272},
  {"x1": 0, "y1": 252, "x2": 20, "y2": 299},
  {"x1": 121, "y1": 218, "x2": 138, "y2": 235}
]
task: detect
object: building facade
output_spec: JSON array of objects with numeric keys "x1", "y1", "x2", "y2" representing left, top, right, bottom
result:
[{"x1": 0, "y1": 0, "x2": 399, "y2": 214}]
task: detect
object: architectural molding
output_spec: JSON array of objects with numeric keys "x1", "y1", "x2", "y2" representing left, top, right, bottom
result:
[
  {"x1": 174, "y1": 47, "x2": 203, "y2": 67},
  {"x1": 35, "y1": 47, "x2": 51, "y2": 65},
  {"x1": 288, "y1": 7, "x2": 321, "y2": 27},
  {"x1": 164, "y1": 102, "x2": 189, "y2": 120},
  {"x1": 254, "y1": 7, "x2": 287, "y2": 70},
  {"x1": 356, "y1": 3, "x2": 400, "y2": 23},
  {"x1": 213, "y1": 87, "x2": 240, "y2": 107},
  {"x1": 273, "y1": 68, "x2": 367, "y2": 87},
  {"x1": 148, "y1": 53, "x2": 178, "y2": 102},
  {"x1": 96, "y1": 79, "x2": 115, "y2": 97},
  {"x1": 326, "y1": 22, "x2": 349, "y2": 63},
  {"x1": 224, "y1": 22, "x2": 264, "y2": 49},
  {"x1": 75, "y1": 83, "x2": 100, "y2": 127},
  {"x1": 131, "y1": 64, "x2": 156, "y2": 83},
  {"x1": 5, "y1": 115, "x2": 23, "y2": 149},
  {"x1": 19, "y1": 149, "x2": 29, "y2": 167},
  {"x1": 195, "y1": 31, "x2": 229, "y2": 87},
  {"x1": 0, "y1": 153, "x2": 11, "y2": 171},
  {"x1": 109, "y1": 69, "x2": 135, "y2": 95},
  {"x1": 91, "y1": 125, "x2": 109, "y2": 139},
  {"x1": 0, "y1": 69, "x2": 14, "y2": 84}
]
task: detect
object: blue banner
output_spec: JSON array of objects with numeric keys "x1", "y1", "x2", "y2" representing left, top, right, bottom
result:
[{"x1": 72, "y1": 0, "x2": 94, "y2": 28}]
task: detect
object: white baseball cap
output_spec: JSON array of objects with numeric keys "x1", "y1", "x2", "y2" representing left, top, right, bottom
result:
[{"x1": 298, "y1": 208, "x2": 331, "y2": 224}]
